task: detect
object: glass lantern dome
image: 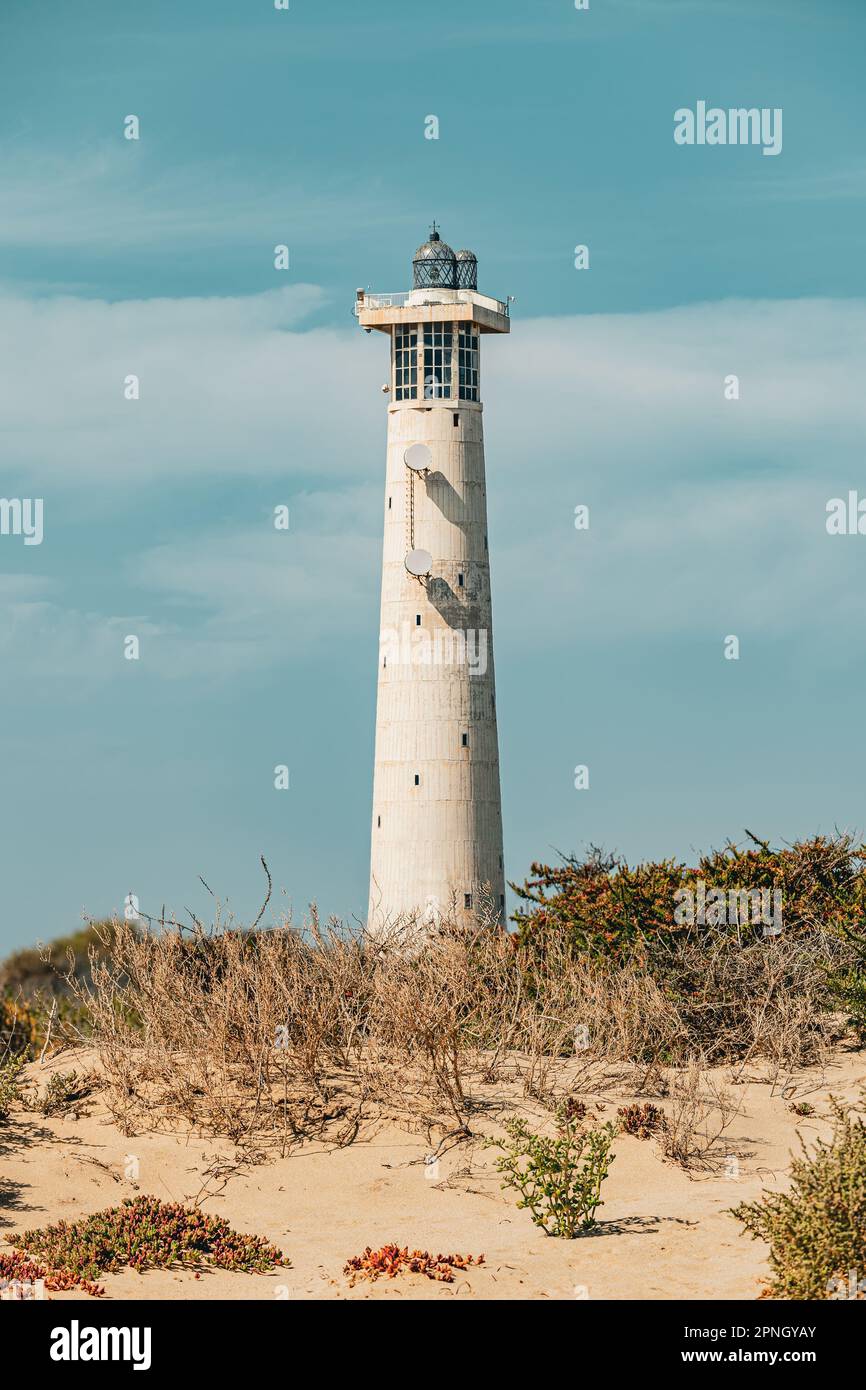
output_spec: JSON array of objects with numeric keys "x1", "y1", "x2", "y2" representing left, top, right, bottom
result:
[
  {"x1": 455, "y1": 249, "x2": 478, "y2": 290},
  {"x1": 412, "y1": 226, "x2": 458, "y2": 289}
]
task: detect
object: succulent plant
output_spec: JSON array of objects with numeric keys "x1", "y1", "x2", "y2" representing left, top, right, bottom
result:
[{"x1": 5, "y1": 1195, "x2": 286, "y2": 1296}]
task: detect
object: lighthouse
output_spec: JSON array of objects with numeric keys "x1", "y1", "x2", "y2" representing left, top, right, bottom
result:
[{"x1": 356, "y1": 229, "x2": 509, "y2": 933}]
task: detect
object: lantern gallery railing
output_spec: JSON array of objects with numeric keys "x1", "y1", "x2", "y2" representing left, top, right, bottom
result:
[{"x1": 355, "y1": 289, "x2": 509, "y2": 318}]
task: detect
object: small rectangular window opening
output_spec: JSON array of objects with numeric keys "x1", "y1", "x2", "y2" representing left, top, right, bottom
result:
[
  {"x1": 414, "y1": 773, "x2": 420, "y2": 786},
  {"x1": 464, "y1": 893, "x2": 473, "y2": 910},
  {"x1": 377, "y1": 815, "x2": 381, "y2": 828},
  {"x1": 458, "y1": 572, "x2": 464, "y2": 588},
  {"x1": 415, "y1": 614, "x2": 421, "y2": 626},
  {"x1": 461, "y1": 732, "x2": 468, "y2": 747},
  {"x1": 453, "y1": 413, "x2": 459, "y2": 427},
  {"x1": 388, "y1": 497, "x2": 392, "y2": 509}
]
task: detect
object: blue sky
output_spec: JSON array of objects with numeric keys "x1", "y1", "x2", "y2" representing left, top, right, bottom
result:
[{"x1": 1, "y1": 0, "x2": 866, "y2": 952}]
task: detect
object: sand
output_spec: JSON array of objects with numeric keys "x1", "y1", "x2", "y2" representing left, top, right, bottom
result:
[{"x1": 2, "y1": 1047, "x2": 863, "y2": 1301}]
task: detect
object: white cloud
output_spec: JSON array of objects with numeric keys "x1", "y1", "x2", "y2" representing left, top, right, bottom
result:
[
  {"x1": 0, "y1": 597, "x2": 162, "y2": 681},
  {"x1": 0, "y1": 283, "x2": 386, "y2": 485},
  {"x1": 485, "y1": 298, "x2": 866, "y2": 486},
  {"x1": 3, "y1": 287, "x2": 866, "y2": 672},
  {"x1": 483, "y1": 299, "x2": 866, "y2": 645},
  {"x1": 0, "y1": 142, "x2": 395, "y2": 253},
  {"x1": 4, "y1": 289, "x2": 864, "y2": 492},
  {"x1": 131, "y1": 494, "x2": 380, "y2": 663},
  {"x1": 0, "y1": 490, "x2": 379, "y2": 683}
]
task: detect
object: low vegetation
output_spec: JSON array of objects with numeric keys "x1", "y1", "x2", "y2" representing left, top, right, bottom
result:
[
  {"x1": 660, "y1": 1062, "x2": 741, "y2": 1170},
  {"x1": 618, "y1": 1102, "x2": 666, "y2": 1139},
  {"x1": 38, "y1": 1069, "x2": 97, "y2": 1118},
  {"x1": 0, "y1": 922, "x2": 114, "y2": 1061},
  {"x1": 3, "y1": 1196, "x2": 286, "y2": 1297},
  {"x1": 512, "y1": 833, "x2": 866, "y2": 958},
  {"x1": 1, "y1": 830, "x2": 864, "y2": 1285},
  {"x1": 733, "y1": 1099, "x2": 866, "y2": 1300},
  {"x1": 344, "y1": 1245, "x2": 484, "y2": 1285},
  {"x1": 0, "y1": 923, "x2": 115, "y2": 1000},
  {"x1": 492, "y1": 1115, "x2": 617, "y2": 1237},
  {"x1": 0, "y1": 1057, "x2": 26, "y2": 1124},
  {"x1": 46, "y1": 833, "x2": 858, "y2": 1152}
]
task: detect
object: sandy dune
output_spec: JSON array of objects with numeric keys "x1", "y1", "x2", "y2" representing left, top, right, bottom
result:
[{"x1": 2, "y1": 1048, "x2": 863, "y2": 1300}]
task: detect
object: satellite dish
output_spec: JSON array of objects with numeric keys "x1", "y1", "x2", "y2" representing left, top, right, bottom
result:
[
  {"x1": 405, "y1": 548, "x2": 433, "y2": 578},
  {"x1": 404, "y1": 443, "x2": 432, "y2": 473}
]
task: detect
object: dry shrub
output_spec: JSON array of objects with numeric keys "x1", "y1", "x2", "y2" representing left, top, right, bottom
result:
[
  {"x1": 661, "y1": 1061, "x2": 741, "y2": 1170},
  {"x1": 646, "y1": 928, "x2": 844, "y2": 1068},
  {"x1": 71, "y1": 901, "x2": 850, "y2": 1151},
  {"x1": 79, "y1": 912, "x2": 367, "y2": 1145},
  {"x1": 509, "y1": 948, "x2": 680, "y2": 1102},
  {"x1": 76, "y1": 910, "x2": 513, "y2": 1145}
]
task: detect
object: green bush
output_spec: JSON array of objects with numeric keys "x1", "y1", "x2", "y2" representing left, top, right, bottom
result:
[
  {"x1": 0, "y1": 1056, "x2": 25, "y2": 1124},
  {"x1": 39, "y1": 1069, "x2": 94, "y2": 1118},
  {"x1": 732, "y1": 1099, "x2": 866, "y2": 1299},
  {"x1": 511, "y1": 833, "x2": 866, "y2": 960},
  {"x1": 492, "y1": 1116, "x2": 616, "y2": 1237},
  {"x1": 511, "y1": 847, "x2": 685, "y2": 958},
  {"x1": 826, "y1": 912, "x2": 866, "y2": 1040}
]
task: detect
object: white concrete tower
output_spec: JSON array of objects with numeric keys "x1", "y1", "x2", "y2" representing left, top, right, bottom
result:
[{"x1": 356, "y1": 228, "x2": 509, "y2": 933}]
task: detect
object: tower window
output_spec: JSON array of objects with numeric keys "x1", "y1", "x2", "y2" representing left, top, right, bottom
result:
[
  {"x1": 394, "y1": 326, "x2": 418, "y2": 401},
  {"x1": 377, "y1": 815, "x2": 381, "y2": 828},
  {"x1": 414, "y1": 773, "x2": 420, "y2": 786},
  {"x1": 388, "y1": 497, "x2": 392, "y2": 509},
  {"x1": 453, "y1": 412, "x2": 459, "y2": 427},
  {"x1": 458, "y1": 323, "x2": 479, "y2": 401},
  {"x1": 464, "y1": 892, "x2": 472, "y2": 910},
  {"x1": 458, "y1": 572, "x2": 464, "y2": 587},
  {"x1": 423, "y1": 323, "x2": 453, "y2": 399},
  {"x1": 415, "y1": 614, "x2": 421, "y2": 626},
  {"x1": 461, "y1": 732, "x2": 468, "y2": 747}
]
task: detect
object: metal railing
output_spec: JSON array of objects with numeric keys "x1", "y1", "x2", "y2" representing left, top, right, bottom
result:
[{"x1": 355, "y1": 289, "x2": 509, "y2": 318}]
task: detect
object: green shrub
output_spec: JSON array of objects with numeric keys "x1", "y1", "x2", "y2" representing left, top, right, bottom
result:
[
  {"x1": 732, "y1": 1099, "x2": 866, "y2": 1299},
  {"x1": 512, "y1": 847, "x2": 686, "y2": 958},
  {"x1": 492, "y1": 1116, "x2": 616, "y2": 1237},
  {"x1": 827, "y1": 917, "x2": 866, "y2": 1040},
  {"x1": 39, "y1": 1069, "x2": 94, "y2": 1118},
  {"x1": 511, "y1": 833, "x2": 866, "y2": 960},
  {"x1": 0, "y1": 1056, "x2": 25, "y2": 1123}
]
